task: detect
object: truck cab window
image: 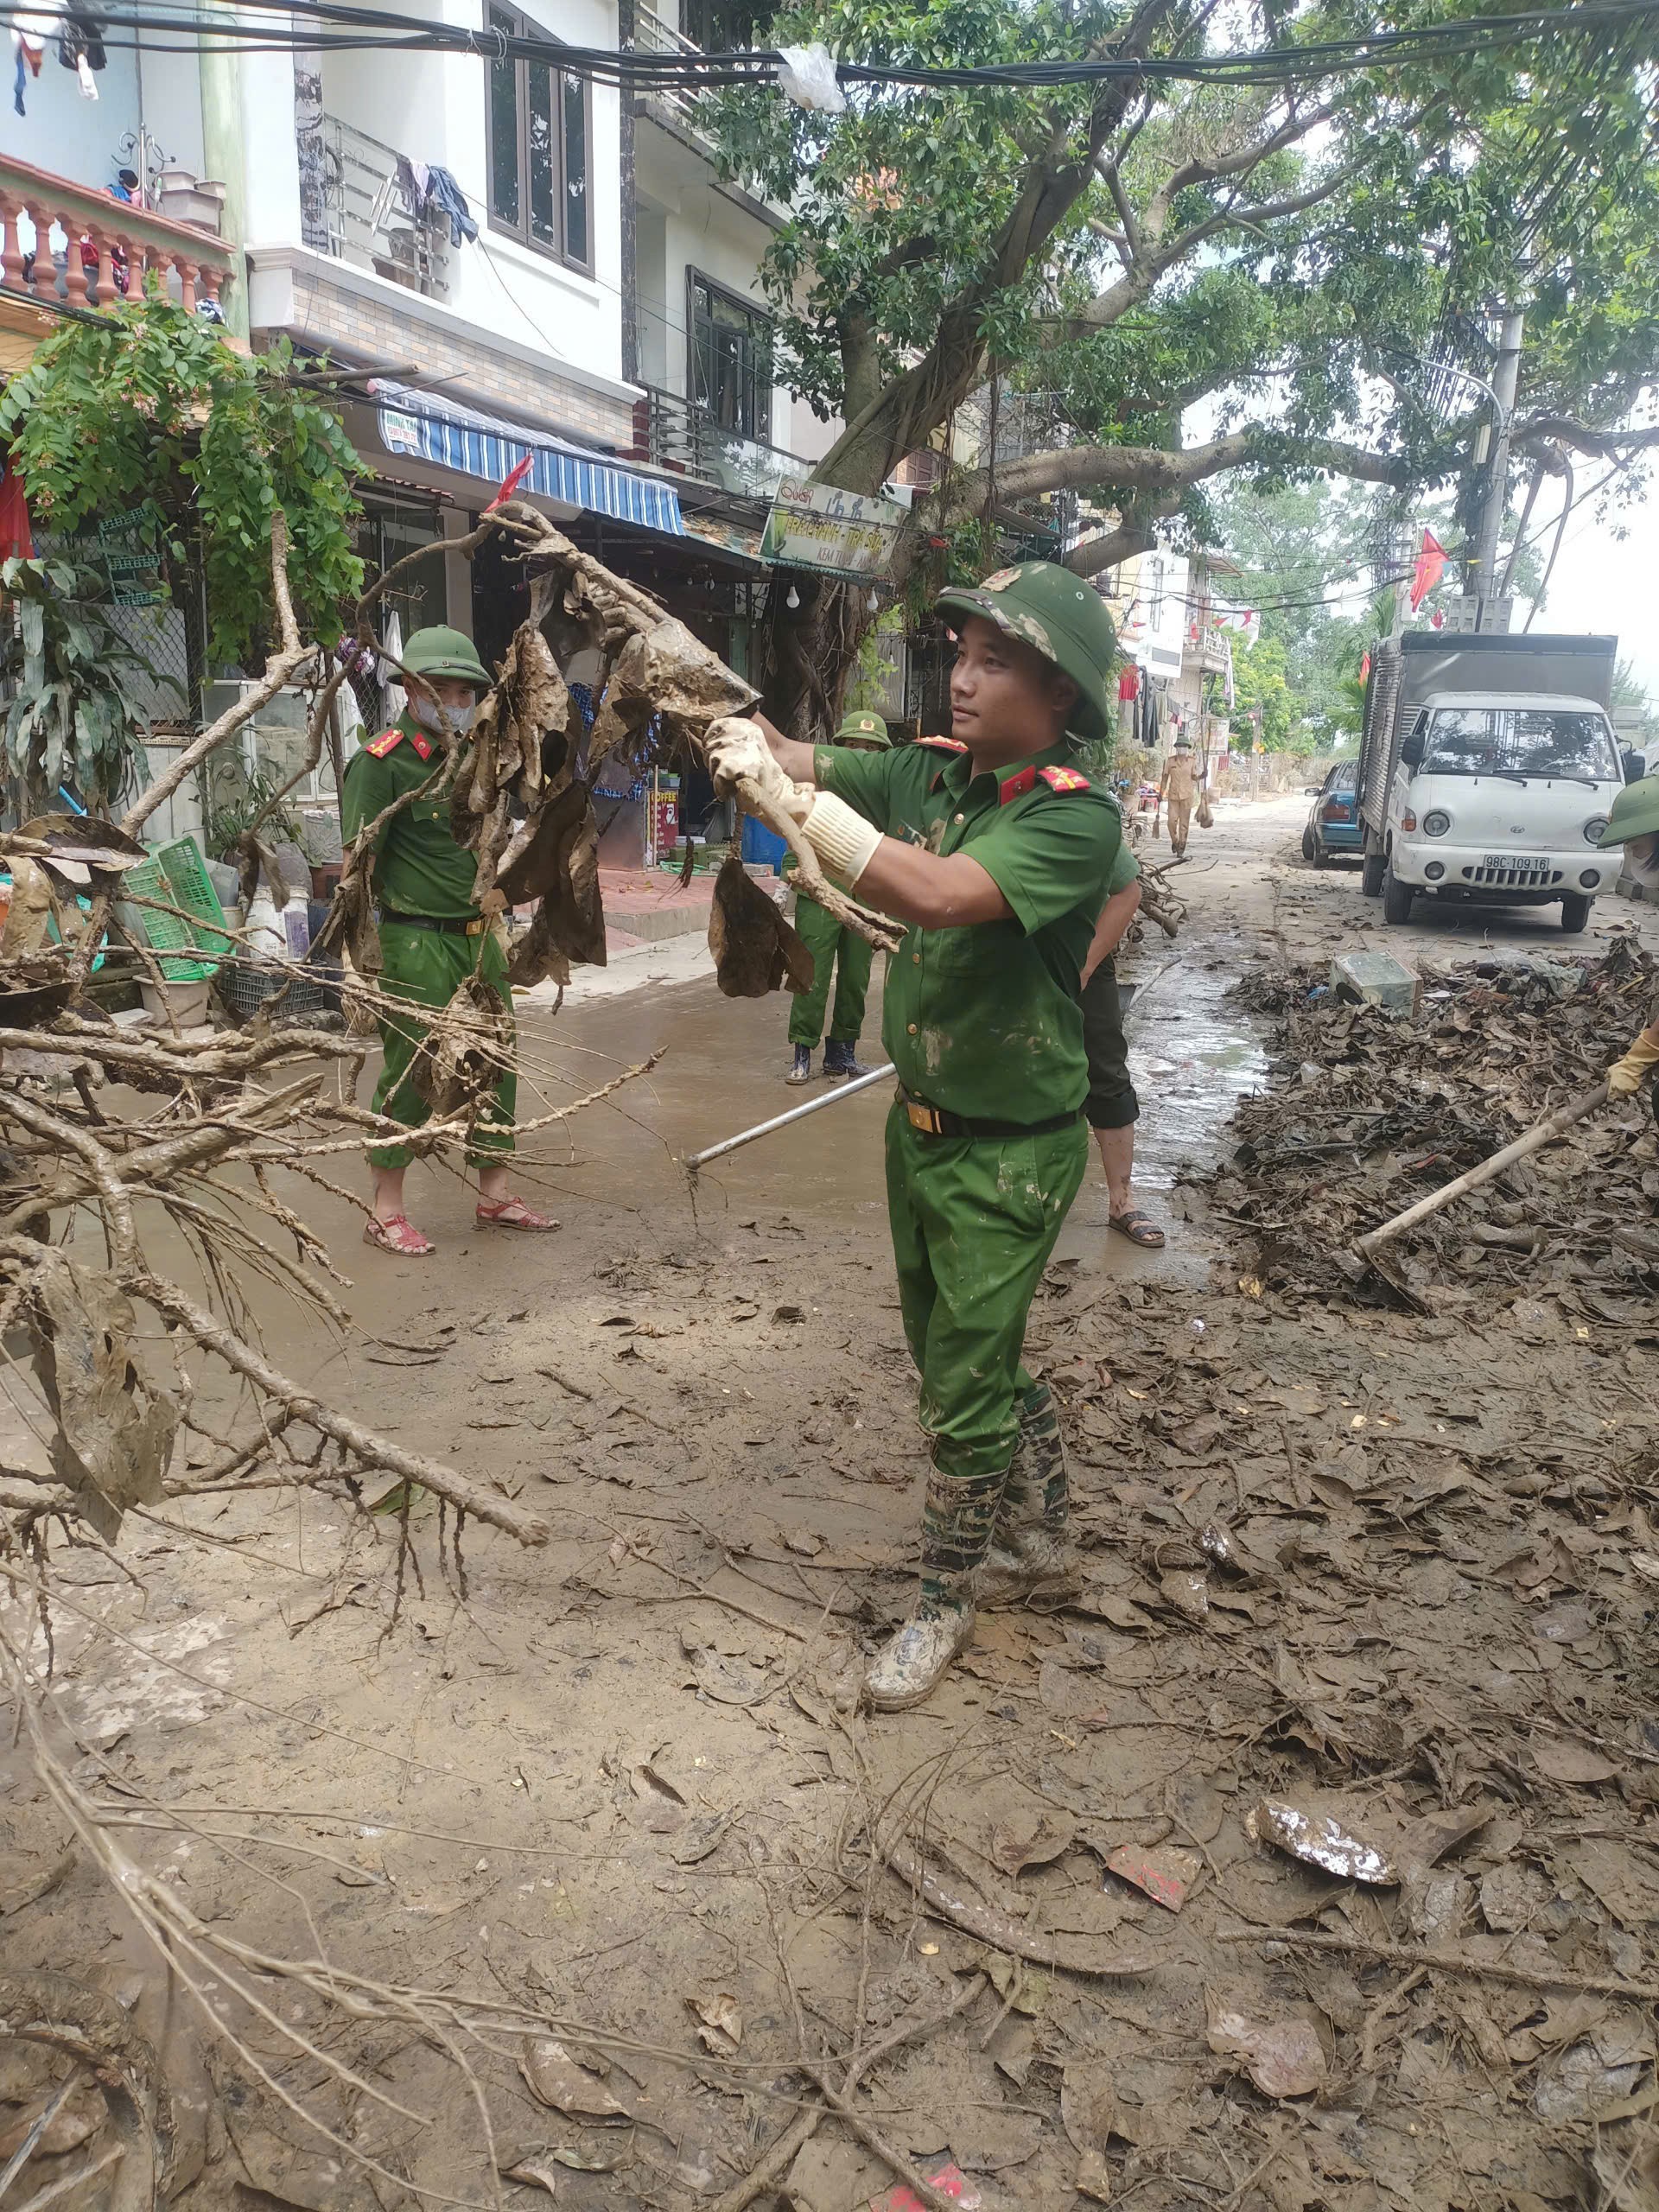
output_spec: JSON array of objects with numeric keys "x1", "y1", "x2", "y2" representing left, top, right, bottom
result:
[{"x1": 1422, "y1": 707, "x2": 1618, "y2": 781}]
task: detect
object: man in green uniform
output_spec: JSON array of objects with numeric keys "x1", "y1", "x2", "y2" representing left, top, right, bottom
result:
[
  {"x1": 785, "y1": 708, "x2": 890, "y2": 1085},
  {"x1": 339, "y1": 625, "x2": 556, "y2": 1256},
  {"x1": 708, "y1": 563, "x2": 1122, "y2": 1709}
]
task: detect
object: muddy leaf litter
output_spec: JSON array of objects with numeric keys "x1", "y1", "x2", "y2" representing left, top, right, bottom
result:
[{"x1": 6, "y1": 940, "x2": 1659, "y2": 2212}]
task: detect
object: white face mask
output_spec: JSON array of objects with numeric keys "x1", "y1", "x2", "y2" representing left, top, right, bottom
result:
[
  {"x1": 1627, "y1": 842, "x2": 1659, "y2": 889},
  {"x1": 410, "y1": 692, "x2": 475, "y2": 736}
]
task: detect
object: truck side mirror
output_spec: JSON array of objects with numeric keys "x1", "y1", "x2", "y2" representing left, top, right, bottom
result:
[{"x1": 1399, "y1": 732, "x2": 1425, "y2": 769}]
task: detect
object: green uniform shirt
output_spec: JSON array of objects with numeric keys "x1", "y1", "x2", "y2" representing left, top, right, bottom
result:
[
  {"x1": 1107, "y1": 843, "x2": 1140, "y2": 896},
  {"x1": 816, "y1": 735, "x2": 1122, "y2": 1121},
  {"x1": 339, "y1": 712, "x2": 479, "y2": 918}
]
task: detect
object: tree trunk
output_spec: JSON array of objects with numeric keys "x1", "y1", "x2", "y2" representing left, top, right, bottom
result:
[{"x1": 755, "y1": 571, "x2": 874, "y2": 747}]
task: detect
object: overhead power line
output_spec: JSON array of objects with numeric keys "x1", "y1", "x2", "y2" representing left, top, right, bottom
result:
[{"x1": 11, "y1": 0, "x2": 1659, "y2": 91}]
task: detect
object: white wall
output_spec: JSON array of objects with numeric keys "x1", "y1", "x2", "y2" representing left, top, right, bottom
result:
[
  {"x1": 10, "y1": 41, "x2": 143, "y2": 194},
  {"x1": 319, "y1": 0, "x2": 625, "y2": 386},
  {"x1": 236, "y1": 0, "x2": 626, "y2": 391},
  {"x1": 636, "y1": 128, "x2": 786, "y2": 442}
]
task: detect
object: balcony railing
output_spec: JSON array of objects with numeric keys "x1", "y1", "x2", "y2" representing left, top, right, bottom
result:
[
  {"x1": 631, "y1": 384, "x2": 801, "y2": 499},
  {"x1": 0, "y1": 154, "x2": 236, "y2": 312},
  {"x1": 300, "y1": 115, "x2": 451, "y2": 300},
  {"x1": 633, "y1": 4, "x2": 705, "y2": 123}
]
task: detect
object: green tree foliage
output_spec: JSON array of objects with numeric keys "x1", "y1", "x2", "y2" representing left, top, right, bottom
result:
[
  {"x1": 1229, "y1": 634, "x2": 1295, "y2": 750},
  {"x1": 0, "y1": 556, "x2": 172, "y2": 807},
  {"x1": 0, "y1": 297, "x2": 362, "y2": 664},
  {"x1": 709, "y1": 0, "x2": 1659, "y2": 571}
]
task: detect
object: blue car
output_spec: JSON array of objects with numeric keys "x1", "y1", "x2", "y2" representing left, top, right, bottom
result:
[{"x1": 1302, "y1": 760, "x2": 1363, "y2": 863}]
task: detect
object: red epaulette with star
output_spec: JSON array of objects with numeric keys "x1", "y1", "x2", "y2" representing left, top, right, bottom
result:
[
  {"x1": 365, "y1": 726, "x2": 434, "y2": 761},
  {"x1": 916, "y1": 735, "x2": 969, "y2": 753},
  {"x1": 1039, "y1": 765, "x2": 1091, "y2": 792}
]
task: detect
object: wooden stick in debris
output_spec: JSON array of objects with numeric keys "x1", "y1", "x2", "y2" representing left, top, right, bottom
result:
[
  {"x1": 1219, "y1": 1924, "x2": 1659, "y2": 2004},
  {"x1": 129, "y1": 1274, "x2": 551, "y2": 1547},
  {"x1": 882, "y1": 1835, "x2": 1158, "y2": 1978},
  {"x1": 1353, "y1": 1077, "x2": 1611, "y2": 1262}
]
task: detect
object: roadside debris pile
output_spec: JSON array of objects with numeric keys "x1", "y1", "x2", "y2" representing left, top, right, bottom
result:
[{"x1": 1211, "y1": 941, "x2": 1659, "y2": 1304}]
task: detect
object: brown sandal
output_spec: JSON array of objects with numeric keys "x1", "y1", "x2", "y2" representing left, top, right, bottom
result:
[
  {"x1": 475, "y1": 1196, "x2": 560, "y2": 1232},
  {"x1": 1109, "y1": 1207, "x2": 1166, "y2": 1249},
  {"x1": 364, "y1": 1213, "x2": 435, "y2": 1256}
]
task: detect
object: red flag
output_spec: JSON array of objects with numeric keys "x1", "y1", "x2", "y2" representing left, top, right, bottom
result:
[
  {"x1": 1358, "y1": 650, "x2": 1371, "y2": 686},
  {"x1": 0, "y1": 467, "x2": 33, "y2": 562},
  {"x1": 485, "y1": 453, "x2": 535, "y2": 512},
  {"x1": 1410, "y1": 529, "x2": 1446, "y2": 611}
]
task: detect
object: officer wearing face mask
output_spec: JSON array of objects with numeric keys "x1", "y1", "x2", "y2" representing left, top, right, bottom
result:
[{"x1": 339, "y1": 626, "x2": 556, "y2": 1256}]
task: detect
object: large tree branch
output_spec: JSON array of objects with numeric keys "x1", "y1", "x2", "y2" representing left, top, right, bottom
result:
[
  {"x1": 1076, "y1": 133, "x2": 1370, "y2": 332},
  {"x1": 1065, "y1": 491, "x2": 1183, "y2": 575},
  {"x1": 1512, "y1": 414, "x2": 1659, "y2": 461},
  {"x1": 963, "y1": 430, "x2": 1425, "y2": 514},
  {"x1": 815, "y1": 0, "x2": 1183, "y2": 493}
]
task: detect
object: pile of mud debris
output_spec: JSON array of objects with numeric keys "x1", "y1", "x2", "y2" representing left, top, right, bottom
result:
[{"x1": 1207, "y1": 940, "x2": 1659, "y2": 1307}]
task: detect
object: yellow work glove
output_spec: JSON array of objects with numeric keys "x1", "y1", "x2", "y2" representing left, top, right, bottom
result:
[{"x1": 1608, "y1": 1032, "x2": 1659, "y2": 1096}]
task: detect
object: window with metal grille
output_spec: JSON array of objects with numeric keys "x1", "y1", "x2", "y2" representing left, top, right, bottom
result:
[
  {"x1": 486, "y1": 3, "x2": 594, "y2": 273},
  {"x1": 689, "y1": 272, "x2": 773, "y2": 442}
]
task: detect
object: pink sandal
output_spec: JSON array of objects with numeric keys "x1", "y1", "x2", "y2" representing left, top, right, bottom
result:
[
  {"x1": 364, "y1": 1213, "x2": 435, "y2": 1256},
  {"x1": 475, "y1": 1195, "x2": 560, "y2": 1232}
]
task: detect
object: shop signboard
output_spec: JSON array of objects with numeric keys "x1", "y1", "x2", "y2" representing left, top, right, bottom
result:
[{"x1": 760, "y1": 478, "x2": 906, "y2": 581}]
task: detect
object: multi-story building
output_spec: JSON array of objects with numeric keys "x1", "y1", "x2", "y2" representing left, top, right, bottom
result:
[{"x1": 5, "y1": 0, "x2": 835, "y2": 850}]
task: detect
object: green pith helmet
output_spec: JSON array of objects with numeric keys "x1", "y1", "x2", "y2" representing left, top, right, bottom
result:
[
  {"x1": 402, "y1": 625, "x2": 493, "y2": 690},
  {"x1": 835, "y1": 708, "x2": 892, "y2": 748},
  {"x1": 934, "y1": 561, "x2": 1117, "y2": 741},
  {"x1": 1173, "y1": 735, "x2": 1193, "y2": 751},
  {"x1": 1598, "y1": 773, "x2": 1659, "y2": 848}
]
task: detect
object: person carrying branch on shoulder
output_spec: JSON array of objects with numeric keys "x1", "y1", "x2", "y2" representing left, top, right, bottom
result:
[
  {"x1": 1159, "y1": 733, "x2": 1198, "y2": 858},
  {"x1": 339, "y1": 625, "x2": 557, "y2": 1256},
  {"x1": 706, "y1": 562, "x2": 1122, "y2": 1712},
  {"x1": 783, "y1": 708, "x2": 891, "y2": 1086}
]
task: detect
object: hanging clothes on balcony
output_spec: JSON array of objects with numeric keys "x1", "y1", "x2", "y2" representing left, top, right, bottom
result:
[
  {"x1": 11, "y1": 7, "x2": 53, "y2": 115},
  {"x1": 57, "y1": 6, "x2": 106, "y2": 96},
  {"x1": 423, "y1": 167, "x2": 477, "y2": 249}
]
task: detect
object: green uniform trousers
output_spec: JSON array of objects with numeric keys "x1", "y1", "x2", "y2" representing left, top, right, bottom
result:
[
  {"x1": 884, "y1": 1103, "x2": 1088, "y2": 1493},
  {"x1": 366, "y1": 919, "x2": 516, "y2": 1172},
  {"x1": 787, "y1": 891, "x2": 874, "y2": 1047}
]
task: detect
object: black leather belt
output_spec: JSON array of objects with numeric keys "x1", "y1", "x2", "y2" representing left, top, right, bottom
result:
[
  {"x1": 896, "y1": 1084, "x2": 1082, "y2": 1141},
  {"x1": 381, "y1": 906, "x2": 484, "y2": 937}
]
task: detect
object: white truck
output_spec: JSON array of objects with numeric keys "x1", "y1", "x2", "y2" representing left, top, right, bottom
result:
[{"x1": 1357, "y1": 631, "x2": 1624, "y2": 934}]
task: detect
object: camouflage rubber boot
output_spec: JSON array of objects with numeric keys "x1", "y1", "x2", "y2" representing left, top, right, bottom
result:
[
  {"x1": 978, "y1": 1382, "x2": 1078, "y2": 1607},
  {"x1": 864, "y1": 1462, "x2": 1003, "y2": 1712}
]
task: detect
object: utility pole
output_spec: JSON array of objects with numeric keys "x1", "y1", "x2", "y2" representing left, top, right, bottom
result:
[{"x1": 1471, "y1": 310, "x2": 1525, "y2": 632}]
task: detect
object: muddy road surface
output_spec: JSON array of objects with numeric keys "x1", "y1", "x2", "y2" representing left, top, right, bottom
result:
[{"x1": 6, "y1": 795, "x2": 1659, "y2": 2212}]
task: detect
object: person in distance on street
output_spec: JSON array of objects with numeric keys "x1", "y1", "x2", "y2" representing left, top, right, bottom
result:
[
  {"x1": 339, "y1": 626, "x2": 558, "y2": 1256},
  {"x1": 783, "y1": 708, "x2": 891, "y2": 1085},
  {"x1": 1159, "y1": 733, "x2": 1199, "y2": 858},
  {"x1": 1079, "y1": 845, "x2": 1165, "y2": 1248},
  {"x1": 704, "y1": 562, "x2": 1122, "y2": 1712}
]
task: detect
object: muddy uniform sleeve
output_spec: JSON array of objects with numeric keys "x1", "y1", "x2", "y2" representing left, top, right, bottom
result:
[
  {"x1": 340, "y1": 747, "x2": 396, "y2": 854},
  {"x1": 813, "y1": 742, "x2": 906, "y2": 831},
  {"x1": 966, "y1": 791, "x2": 1122, "y2": 937}
]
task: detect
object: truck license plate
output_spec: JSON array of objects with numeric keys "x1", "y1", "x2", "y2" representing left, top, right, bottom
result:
[{"x1": 1483, "y1": 852, "x2": 1545, "y2": 871}]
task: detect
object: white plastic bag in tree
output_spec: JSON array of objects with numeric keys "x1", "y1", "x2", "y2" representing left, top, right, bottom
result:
[{"x1": 777, "y1": 42, "x2": 845, "y2": 112}]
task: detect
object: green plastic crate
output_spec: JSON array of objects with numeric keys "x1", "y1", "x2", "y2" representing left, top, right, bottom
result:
[
  {"x1": 156, "y1": 837, "x2": 235, "y2": 963},
  {"x1": 123, "y1": 835, "x2": 232, "y2": 982}
]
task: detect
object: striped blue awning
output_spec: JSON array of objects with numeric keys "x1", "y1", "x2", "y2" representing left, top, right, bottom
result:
[{"x1": 372, "y1": 380, "x2": 684, "y2": 537}]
